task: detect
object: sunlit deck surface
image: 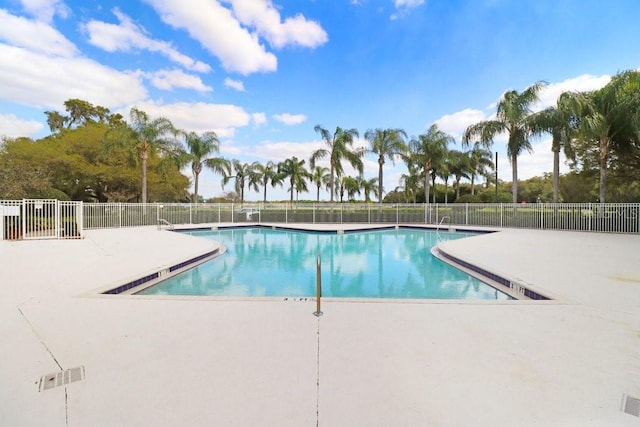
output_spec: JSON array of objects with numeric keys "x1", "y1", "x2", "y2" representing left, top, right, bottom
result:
[{"x1": 1, "y1": 224, "x2": 639, "y2": 426}]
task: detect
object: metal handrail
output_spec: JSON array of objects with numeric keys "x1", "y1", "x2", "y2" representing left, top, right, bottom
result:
[
  {"x1": 436, "y1": 216, "x2": 450, "y2": 232},
  {"x1": 313, "y1": 253, "x2": 323, "y2": 317},
  {"x1": 157, "y1": 218, "x2": 174, "y2": 231}
]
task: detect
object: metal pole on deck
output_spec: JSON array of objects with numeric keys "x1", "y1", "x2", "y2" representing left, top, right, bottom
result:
[{"x1": 313, "y1": 253, "x2": 323, "y2": 317}]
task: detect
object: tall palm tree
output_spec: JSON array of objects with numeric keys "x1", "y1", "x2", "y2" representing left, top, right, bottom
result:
[
  {"x1": 183, "y1": 131, "x2": 228, "y2": 203},
  {"x1": 310, "y1": 125, "x2": 363, "y2": 203},
  {"x1": 528, "y1": 93, "x2": 576, "y2": 203},
  {"x1": 560, "y1": 71, "x2": 640, "y2": 203},
  {"x1": 365, "y1": 128, "x2": 407, "y2": 205},
  {"x1": 126, "y1": 107, "x2": 180, "y2": 203},
  {"x1": 360, "y1": 176, "x2": 379, "y2": 203},
  {"x1": 311, "y1": 165, "x2": 330, "y2": 202},
  {"x1": 463, "y1": 81, "x2": 546, "y2": 203},
  {"x1": 278, "y1": 156, "x2": 311, "y2": 203},
  {"x1": 222, "y1": 160, "x2": 258, "y2": 204},
  {"x1": 467, "y1": 147, "x2": 494, "y2": 196},
  {"x1": 448, "y1": 149, "x2": 471, "y2": 199},
  {"x1": 409, "y1": 124, "x2": 453, "y2": 204},
  {"x1": 254, "y1": 161, "x2": 283, "y2": 203}
]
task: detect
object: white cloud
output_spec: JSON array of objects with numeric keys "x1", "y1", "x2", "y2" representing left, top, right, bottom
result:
[
  {"x1": 273, "y1": 113, "x2": 307, "y2": 125},
  {"x1": 131, "y1": 101, "x2": 252, "y2": 138},
  {"x1": 391, "y1": 0, "x2": 424, "y2": 20},
  {"x1": 0, "y1": 113, "x2": 43, "y2": 138},
  {"x1": 224, "y1": 78, "x2": 245, "y2": 91},
  {"x1": 84, "y1": 9, "x2": 211, "y2": 73},
  {"x1": 252, "y1": 112, "x2": 267, "y2": 126},
  {"x1": 0, "y1": 43, "x2": 147, "y2": 109},
  {"x1": 144, "y1": 0, "x2": 277, "y2": 75},
  {"x1": 230, "y1": 0, "x2": 328, "y2": 49},
  {"x1": 533, "y1": 74, "x2": 611, "y2": 111},
  {"x1": 252, "y1": 140, "x2": 323, "y2": 162},
  {"x1": 515, "y1": 137, "x2": 570, "y2": 181},
  {"x1": 433, "y1": 108, "x2": 487, "y2": 140},
  {"x1": 0, "y1": 9, "x2": 77, "y2": 57},
  {"x1": 18, "y1": 0, "x2": 69, "y2": 23},
  {"x1": 147, "y1": 69, "x2": 212, "y2": 92}
]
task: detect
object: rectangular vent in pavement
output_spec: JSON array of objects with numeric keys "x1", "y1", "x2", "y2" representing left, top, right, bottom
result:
[
  {"x1": 622, "y1": 394, "x2": 640, "y2": 417},
  {"x1": 39, "y1": 366, "x2": 85, "y2": 392}
]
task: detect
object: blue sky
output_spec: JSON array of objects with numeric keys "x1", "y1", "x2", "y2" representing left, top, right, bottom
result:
[{"x1": 1, "y1": 0, "x2": 640, "y2": 201}]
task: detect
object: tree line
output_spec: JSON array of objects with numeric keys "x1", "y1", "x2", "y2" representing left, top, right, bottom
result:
[{"x1": 1, "y1": 70, "x2": 639, "y2": 203}]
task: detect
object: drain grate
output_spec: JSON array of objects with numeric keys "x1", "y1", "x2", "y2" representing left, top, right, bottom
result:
[
  {"x1": 39, "y1": 366, "x2": 85, "y2": 392},
  {"x1": 622, "y1": 394, "x2": 640, "y2": 417}
]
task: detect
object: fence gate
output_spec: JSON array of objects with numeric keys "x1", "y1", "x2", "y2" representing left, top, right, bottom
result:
[{"x1": 0, "y1": 199, "x2": 84, "y2": 241}]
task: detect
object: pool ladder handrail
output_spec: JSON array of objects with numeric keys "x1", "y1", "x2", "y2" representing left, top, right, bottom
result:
[
  {"x1": 157, "y1": 218, "x2": 174, "y2": 231},
  {"x1": 436, "y1": 216, "x2": 451, "y2": 233}
]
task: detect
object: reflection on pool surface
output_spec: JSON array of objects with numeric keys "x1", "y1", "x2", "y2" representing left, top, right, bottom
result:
[{"x1": 138, "y1": 228, "x2": 510, "y2": 300}]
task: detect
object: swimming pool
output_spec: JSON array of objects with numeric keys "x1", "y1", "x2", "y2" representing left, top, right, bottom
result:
[{"x1": 137, "y1": 227, "x2": 510, "y2": 300}]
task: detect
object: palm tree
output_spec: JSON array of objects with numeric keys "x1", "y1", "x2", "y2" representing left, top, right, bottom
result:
[
  {"x1": 126, "y1": 107, "x2": 180, "y2": 203},
  {"x1": 222, "y1": 160, "x2": 258, "y2": 204},
  {"x1": 365, "y1": 128, "x2": 407, "y2": 205},
  {"x1": 360, "y1": 176, "x2": 379, "y2": 203},
  {"x1": 254, "y1": 161, "x2": 283, "y2": 203},
  {"x1": 467, "y1": 147, "x2": 494, "y2": 196},
  {"x1": 343, "y1": 176, "x2": 361, "y2": 201},
  {"x1": 278, "y1": 156, "x2": 310, "y2": 203},
  {"x1": 560, "y1": 71, "x2": 640, "y2": 203},
  {"x1": 183, "y1": 131, "x2": 228, "y2": 203},
  {"x1": 310, "y1": 125, "x2": 363, "y2": 203},
  {"x1": 448, "y1": 149, "x2": 471, "y2": 199},
  {"x1": 311, "y1": 165, "x2": 330, "y2": 202},
  {"x1": 436, "y1": 161, "x2": 451, "y2": 204},
  {"x1": 463, "y1": 81, "x2": 546, "y2": 203},
  {"x1": 527, "y1": 93, "x2": 576, "y2": 203},
  {"x1": 409, "y1": 124, "x2": 453, "y2": 204}
]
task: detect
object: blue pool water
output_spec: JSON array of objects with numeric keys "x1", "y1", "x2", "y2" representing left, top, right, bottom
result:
[{"x1": 138, "y1": 228, "x2": 510, "y2": 300}]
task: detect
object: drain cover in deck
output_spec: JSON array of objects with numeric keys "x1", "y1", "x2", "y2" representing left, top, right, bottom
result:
[
  {"x1": 622, "y1": 394, "x2": 640, "y2": 417},
  {"x1": 38, "y1": 366, "x2": 85, "y2": 392}
]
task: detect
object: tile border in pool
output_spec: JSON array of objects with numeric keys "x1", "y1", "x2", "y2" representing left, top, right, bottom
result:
[
  {"x1": 434, "y1": 247, "x2": 551, "y2": 300},
  {"x1": 102, "y1": 248, "x2": 221, "y2": 295}
]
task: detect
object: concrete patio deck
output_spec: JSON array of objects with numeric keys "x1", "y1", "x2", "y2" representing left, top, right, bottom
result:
[{"x1": 1, "y1": 225, "x2": 639, "y2": 426}]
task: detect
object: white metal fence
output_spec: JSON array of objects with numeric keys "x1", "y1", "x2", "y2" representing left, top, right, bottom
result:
[
  {"x1": 1, "y1": 199, "x2": 84, "y2": 240},
  {"x1": 2, "y1": 200, "x2": 638, "y2": 238},
  {"x1": 80, "y1": 202, "x2": 640, "y2": 234}
]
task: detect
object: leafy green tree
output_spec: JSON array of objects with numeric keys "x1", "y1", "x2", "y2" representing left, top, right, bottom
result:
[
  {"x1": 409, "y1": 124, "x2": 452, "y2": 204},
  {"x1": 45, "y1": 98, "x2": 112, "y2": 133},
  {"x1": 463, "y1": 81, "x2": 546, "y2": 203},
  {"x1": 0, "y1": 137, "x2": 53, "y2": 199},
  {"x1": 311, "y1": 165, "x2": 330, "y2": 202},
  {"x1": 562, "y1": 70, "x2": 640, "y2": 202},
  {"x1": 310, "y1": 125, "x2": 363, "y2": 203},
  {"x1": 365, "y1": 128, "x2": 407, "y2": 205},
  {"x1": 278, "y1": 157, "x2": 311, "y2": 203},
  {"x1": 183, "y1": 131, "x2": 228, "y2": 203}
]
